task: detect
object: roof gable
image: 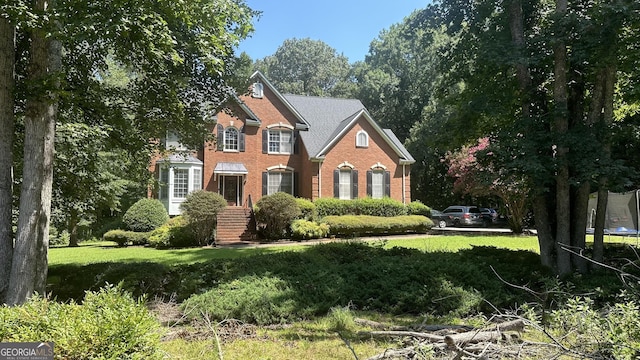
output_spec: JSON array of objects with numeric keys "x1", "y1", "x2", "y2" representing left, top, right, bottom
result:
[{"x1": 283, "y1": 94, "x2": 415, "y2": 164}]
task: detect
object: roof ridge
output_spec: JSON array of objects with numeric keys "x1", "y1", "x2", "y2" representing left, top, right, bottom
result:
[{"x1": 283, "y1": 93, "x2": 362, "y2": 102}]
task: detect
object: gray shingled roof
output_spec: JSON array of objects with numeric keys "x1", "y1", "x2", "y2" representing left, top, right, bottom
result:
[
  {"x1": 283, "y1": 94, "x2": 366, "y2": 158},
  {"x1": 283, "y1": 94, "x2": 414, "y2": 164}
]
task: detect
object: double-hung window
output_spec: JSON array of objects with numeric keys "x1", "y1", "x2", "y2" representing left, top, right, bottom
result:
[
  {"x1": 371, "y1": 170, "x2": 384, "y2": 199},
  {"x1": 339, "y1": 170, "x2": 352, "y2": 200},
  {"x1": 267, "y1": 171, "x2": 293, "y2": 195},
  {"x1": 268, "y1": 129, "x2": 293, "y2": 154}
]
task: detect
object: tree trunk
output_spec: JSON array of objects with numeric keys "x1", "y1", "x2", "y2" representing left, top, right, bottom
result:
[
  {"x1": 0, "y1": 18, "x2": 15, "y2": 304},
  {"x1": 593, "y1": 64, "x2": 617, "y2": 264},
  {"x1": 571, "y1": 183, "x2": 589, "y2": 273},
  {"x1": 553, "y1": 0, "x2": 571, "y2": 276},
  {"x1": 533, "y1": 194, "x2": 556, "y2": 270},
  {"x1": 6, "y1": 0, "x2": 60, "y2": 305},
  {"x1": 68, "y1": 208, "x2": 79, "y2": 247}
]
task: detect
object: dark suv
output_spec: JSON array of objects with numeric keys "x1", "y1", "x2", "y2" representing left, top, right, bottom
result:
[{"x1": 442, "y1": 205, "x2": 484, "y2": 227}]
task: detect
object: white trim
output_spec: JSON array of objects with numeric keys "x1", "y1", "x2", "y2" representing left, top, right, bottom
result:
[
  {"x1": 356, "y1": 130, "x2": 369, "y2": 148},
  {"x1": 266, "y1": 164, "x2": 294, "y2": 171},
  {"x1": 370, "y1": 162, "x2": 387, "y2": 170},
  {"x1": 402, "y1": 164, "x2": 407, "y2": 204},
  {"x1": 318, "y1": 161, "x2": 323, "y2": 199},
  {"x1": 337, "y1": 161, "x2": 355, "y2": 169},
  {"x1": 266, "y1": 122, "x2": 295, "y2": 130}
]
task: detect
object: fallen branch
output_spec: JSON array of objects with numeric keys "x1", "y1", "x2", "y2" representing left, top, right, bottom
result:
[{"x1": 359, "y1": 330, "x2": 444, "y2": 342}]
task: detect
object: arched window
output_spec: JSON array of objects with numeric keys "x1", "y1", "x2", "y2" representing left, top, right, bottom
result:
[
  {"x1": 252, "y1": 82, "x2": 264, "y2": 98},
  {"x1": 356, "y1": 130, "x2": 369, "y2": 148},
  {"x1": 224, "y1": 127, "x2": 239, "y2": 151}
]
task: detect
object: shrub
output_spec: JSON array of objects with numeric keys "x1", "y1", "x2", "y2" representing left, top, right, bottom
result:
[
  {"x1": 122, "y1": 198, "x2": 168, "y2": 232},
  {"x1": 254, "y1": 192, "x2": 301, "y2": 240},
  {"x1": 355, "y1": 197, "x2": 407, "y2": 217},
  {"x1": 407, "y1": 200, "x2": 431, "y2": 216},
  {"x1": 321, "y1": 215, "x2": 433, "y2": 236},
  {"x1": 179, "y1": 190, "x2": 227, "y2": 245},
  {"x1": 148, "y1": 216, "x2": 198, "y2": 248},
  {"x1": 295, "y1": 198, "x2": 316, "y2": 220},
  {"x1": 314, "y1": 198, "x2": 353, "y2": 217},
  {"x1": 0, "y1": 285, "x2": 163, "y2": 359},
  {"x1": 314, "y1": 197, "x2": 407, "y2": 217},
  {"x1": 291, "y1": 219, "x2": 330, "y2": 240},
  {"x1": 103, "y1": 229, "x2": 150, "y2": 246},
  {"x1": 182, "y1": 275, "x2": 298, "y2": 325}
]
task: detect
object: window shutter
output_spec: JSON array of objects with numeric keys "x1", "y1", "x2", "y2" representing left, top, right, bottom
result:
[
  {"x1": 366, "y1": 170, "x2": 372, "y2": 197},
  {"x1": 262, "y1": 129, "x2": 268, "y2": 154},
  {"x1": 262, "y1": 172, "x2": 268, "y2": 196},
  {"x1": 239, "y1": 126, "x2": 245, "y2": 152},
  {"x1": 352, "y1": 170, "x2": 358, "y2": 199},
  {"x1": 384, "y1": 171, "x2": 391, "y2": 197},
  {"x1": 216, "y1": 124, "x2": 224, "y2": 151},
  {"x1": 293, "y1": 172, "x2": 299, "y2": 197},
  {"x1": 293, "y1": 130, "x2": 299, "y2": 154},
  {"x1": 333, "y1": 170, "x2": 339, "y2": 198}
]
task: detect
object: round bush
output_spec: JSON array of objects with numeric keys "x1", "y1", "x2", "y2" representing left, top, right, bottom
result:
[
  {"x1": 122, "y1": 198, "x2": 169, "y2": 232},
  {"x1": 295, "y1": 198, "x2": 316, "y2": 220},
  {"x1": 254, "y1": 192, "x2": 301, "y2": 240},
  {"x1": 180, "y1": 190, "x2": 227, "y2": 245}
]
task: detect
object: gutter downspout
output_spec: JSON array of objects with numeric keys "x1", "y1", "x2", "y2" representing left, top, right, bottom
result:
[
  {"x1": 402, "y1": 164, "x2": 406, "y2": 204},
  {"x1": 318, "y1": 161, "x2": 323, "y2": 199}
]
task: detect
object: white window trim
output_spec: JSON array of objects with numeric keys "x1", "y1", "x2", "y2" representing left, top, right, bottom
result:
[
  {"x1": 339, "y1": 169, "x2": 352, "y2": 200},
  {"x1": 267, "y1": 170, "x2": 294, "y2": 195},
  {"x1": 370, "y1": 162, "x2": 387, "y2": 170},
  {"x1": 268, "y1": 129, "x2": 293, "y2": 155},
  {"x1": 252, "y1": 82, "x2": 264, "y2": 98},
  {"x1": 356, "y1": 130, "x2": 369, "y2": 148},
  {"x1": 223, "y1": 127, "x2": 239, "y2": 152},
  {"x1": 337, "y1": 161, "x2": 355, "y2": 169}
]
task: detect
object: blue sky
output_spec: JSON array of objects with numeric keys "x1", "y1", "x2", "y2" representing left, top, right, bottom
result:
[{"x1": 237, "y1": 0, "x2": 429, "y2": 63}]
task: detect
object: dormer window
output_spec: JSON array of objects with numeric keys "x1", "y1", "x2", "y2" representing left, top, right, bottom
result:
[
  {"x1": 356, "y1": 130, "x2": 369, "y2": 148},
  {"x1": 252, "y1": 82, "x2": 264, "y2": 98}
]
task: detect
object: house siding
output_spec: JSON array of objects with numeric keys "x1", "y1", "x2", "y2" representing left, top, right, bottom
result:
[
  {"x1": 204, "y1": 84, "x2": 304, "y2": 206},
  {"x1": 320, "y1": 116, "x2": 411, "y2": 202}
]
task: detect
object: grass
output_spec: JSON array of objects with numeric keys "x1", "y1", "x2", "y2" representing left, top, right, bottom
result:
[
  {"x1": 48, "y1": 241, "x2": 290, "y2": 266},
  {"x1": 47, "y1": 234, "x2": 638, "y2": 359}
]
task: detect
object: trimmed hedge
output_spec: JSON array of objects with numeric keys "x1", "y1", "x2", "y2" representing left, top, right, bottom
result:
[
  {"x1": 103, "y1": 229, "x2": 150, "y2": 246},
  {"x1": 291, "y1": 219, "x2": 330, "y2": 240},
  {"x1": 314, "y1": 197, "x2": 407, "y2": 217},
  {"x1": 295, "y1": 198, "x2": 316, "y2": 221},
  {"x1": 321, "y1": 215, "x2": 433, "y2": 236}
]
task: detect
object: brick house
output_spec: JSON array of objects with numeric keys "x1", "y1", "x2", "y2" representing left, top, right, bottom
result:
[{"x1": 153, "y1": 71, "x2": 414, "y2": 242}]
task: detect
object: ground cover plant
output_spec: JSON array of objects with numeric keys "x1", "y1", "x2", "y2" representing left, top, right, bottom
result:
[{"x1": 46, "y1": 235, "x2": 639, "y2": 358}]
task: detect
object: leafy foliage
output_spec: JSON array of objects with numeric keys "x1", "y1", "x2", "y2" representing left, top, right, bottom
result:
[
  {"x1": 321, "y1": 215, "x2": 432, "y2": 236},
  {"x1": 290, "y1": 219, "x2": 330, "y2": 240},
  {"x1": 314, "y1": 198, "x2": 408, "y2": 218},
  {"x1": 0, "y1": 285, "x2": 163, "y2": 359},
  {"x1": 254, "y1": 192, "x2": 301, "y2": 240},
  {"x1": 406, "y1": 200, "x2": 431, "y2": 216},
  {"x1": 256, "y1": 38, "x2": 354, "y2": 97},
  {"x1": 295, "y1": 197, "x2": 317, "y2": 221},
  {"x1": 180, "y1": 190, "x2": 226, "y2": 245},
  {"x1": 122, "y1": 198, "x2": 169, "y2": 232},
  {"x1": 103, "y1": 229, "x2": 150, "y2": 247},
  {"x1": 148, "y1": 216, "x2": 198, "y2": 249}
]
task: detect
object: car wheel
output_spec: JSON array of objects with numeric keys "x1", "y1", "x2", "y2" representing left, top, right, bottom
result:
[{"x1": 438, "y1": 220, "x2": 447, "y2": 228}]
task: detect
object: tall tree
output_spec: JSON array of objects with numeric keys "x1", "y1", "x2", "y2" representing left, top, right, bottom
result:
[
  {"x1": 257, "y1": 38, "x2": 353, "y2": 97},
  {"x1": 433, "y1": 0, "x2": 640, "y2": 274},
  {"x1": 1, "y1": 0, "x2": 257, "y2": 305},
  {"x1": 0, "y1": 15, "x2": 15, "y2": 302}
]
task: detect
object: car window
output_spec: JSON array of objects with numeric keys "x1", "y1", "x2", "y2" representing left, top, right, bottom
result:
[
  {"x1": 469, "y1": 208, "x2": 480, "y2": 213},
  {"x1": 445, "y1": 209, "x2": 461, "y2": 213}
]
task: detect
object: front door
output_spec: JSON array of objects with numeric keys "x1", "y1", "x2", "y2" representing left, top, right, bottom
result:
[{"x1": 222, "y1": 175, "x2": 242, "y2": 206}]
